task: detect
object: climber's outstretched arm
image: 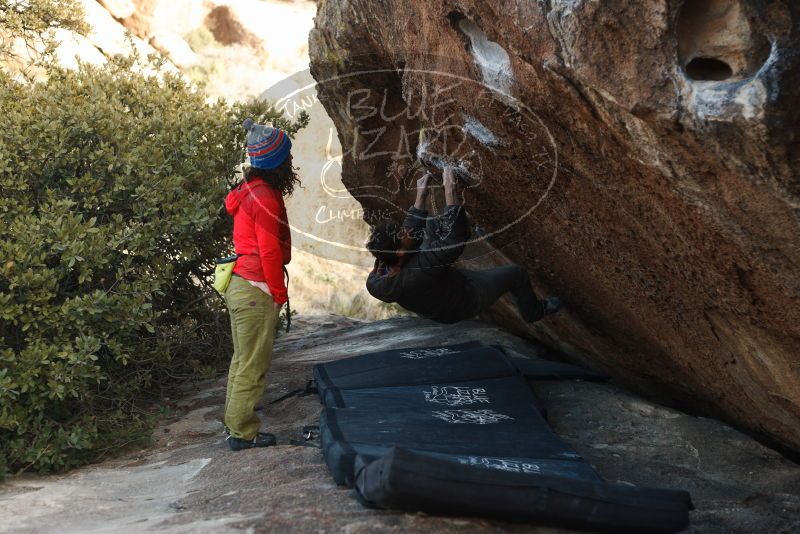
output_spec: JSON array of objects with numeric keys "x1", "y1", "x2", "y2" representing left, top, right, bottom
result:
[
  {"x1": 417, "y1": 167, "x2": 469, "y2": 269},
  {"x1": 402, "y1": 173, "x2": 432, "y2": 244}
]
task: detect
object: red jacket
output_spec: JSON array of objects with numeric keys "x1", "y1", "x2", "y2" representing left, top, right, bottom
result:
[{"x1": 225, "y1": 178, "x2": 291, "y2": 304}]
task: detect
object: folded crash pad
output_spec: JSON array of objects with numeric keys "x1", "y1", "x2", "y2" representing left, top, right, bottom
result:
[
  {"x1": 313, "y1": 342, "x2": 692, "y2": 531},
  {"x1": 319, "y1": 376, "x2": 584, "y2": 485},
  {"x1": 313, "y1": 341, "x2": 608, "y2": 401},
  {"x1": 321, "y1": 375, "x2": 541, "y2": 411},
  {"x1": 320, "y1": 408, "x2": 584, "y2": 486},
  {"x1": 313, "y1": 341, "x2": 517, "y2": 397},
  {"x1": 342, "y1": 444, "x2": 602, "y2": 487},
  {"x1": 355, "y1": 447, "x2": 693, "y2": 533}
]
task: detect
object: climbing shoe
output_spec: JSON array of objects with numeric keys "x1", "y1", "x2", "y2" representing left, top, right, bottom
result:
[
  {"x1": 227, "y1": 432, "x2": 277, "y2": 451},
  {"x1": 518, "y1": 295, "x2": 561, "y2": 322},
  {"x1": 541, "y1": 297, "x2": 563, "y2": 316}
]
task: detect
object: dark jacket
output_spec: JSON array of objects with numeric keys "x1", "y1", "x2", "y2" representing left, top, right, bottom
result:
[{"x1": 366, "y1": 204, "x2": 472, "y2": 323}]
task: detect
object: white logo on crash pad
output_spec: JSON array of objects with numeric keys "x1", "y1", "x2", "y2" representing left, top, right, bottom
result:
[
  {"x1": 423, "y1": 386, "x2": 490, "y2": 407},
  {"x1": 431, "y1": 409, "x2": 513, "y2": 424},
  {"x1": 399, "y1": 348, "x2": 460, "y2": 360},
  {"x1": 460, "y1": 457, "x2": 541, "y2": 474}
]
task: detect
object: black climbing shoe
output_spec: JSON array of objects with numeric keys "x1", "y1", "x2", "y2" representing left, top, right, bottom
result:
[
  {"x1": 541, "y1": 297, "x2": 563, "y2": 316},
  {"x1": 519, "y1": 296, "x2": 561, "y2": 322},
  {"x1": 227, "y1": 432, "x2": 277, "y2": 451}
]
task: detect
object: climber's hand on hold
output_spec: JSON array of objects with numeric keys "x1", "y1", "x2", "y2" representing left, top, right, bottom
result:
[
  {"x1": 443, "y1": 166, "x2": 464, "y2": 207},
  {"x1": 417, "y1": 173, "x2": 432, "y2": 192},
  {"x1": 414, "y1": 173, "x2": 432, "y2": 210}
]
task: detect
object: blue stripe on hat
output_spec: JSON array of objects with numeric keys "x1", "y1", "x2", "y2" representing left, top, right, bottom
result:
[{"x1": 244, "y1": 119, "x2": 292, "y2": 170}]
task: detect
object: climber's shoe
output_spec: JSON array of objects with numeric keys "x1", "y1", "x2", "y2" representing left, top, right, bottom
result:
[
  {"x1": 227, "y1": 432, "x2": 277, "y2": 451},
  {"x1": 541, "y1": 297, "x2": 563, "y2": 316}
]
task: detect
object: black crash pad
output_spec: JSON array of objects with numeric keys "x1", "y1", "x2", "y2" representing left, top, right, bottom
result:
[
  {"x1": 355, "y1": 447, "x2": 693, "y2": 533},
  {"x1": 320, "y1": 375, "x2": 542, "y2": 412},
  {"x1": 312, "y1": 342, "x2": 693, "y2": 531},
  {"x1": 319, "y1": 376, "x2": 584, "y2": 486},
  {"x1": 336, "y1": 443, "x2": 602, "y2": 488},
  {"x1": 313, "y1": 341, "x2": 517, "y2": 397}
]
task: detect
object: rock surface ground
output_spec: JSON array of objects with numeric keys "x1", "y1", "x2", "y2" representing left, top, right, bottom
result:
[{"x1": 1, "y1": 315, "x2": 798, "y2": 533}]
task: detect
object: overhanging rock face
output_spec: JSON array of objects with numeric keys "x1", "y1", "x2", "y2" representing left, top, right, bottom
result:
[{"x1": 308, "y1": 0, "x2": 800, "y2": 452}]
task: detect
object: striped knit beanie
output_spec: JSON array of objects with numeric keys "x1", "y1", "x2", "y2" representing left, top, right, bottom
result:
[{"x1": 243, "y1": 118, "x2": 292, "y2": 170}]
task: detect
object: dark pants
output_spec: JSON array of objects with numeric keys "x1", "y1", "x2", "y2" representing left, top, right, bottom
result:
[{"x1": 456, "y1": 265, "x2": 544, "y2": 323}]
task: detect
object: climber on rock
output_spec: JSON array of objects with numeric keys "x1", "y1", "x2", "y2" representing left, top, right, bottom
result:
[{"x1": 365, "y1": 165, "x2": 562, "y2": 324}]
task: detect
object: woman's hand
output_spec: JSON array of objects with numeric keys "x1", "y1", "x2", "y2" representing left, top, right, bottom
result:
[
  {"x1": 414, "y1": 173, "x2": 432, "y2": 210},
  {"x1": 443, "y1": 166, "x2": 464, "y2": 206},
  {"x1": 274, "y1": 301, "x2": 283, "y2": 312}
]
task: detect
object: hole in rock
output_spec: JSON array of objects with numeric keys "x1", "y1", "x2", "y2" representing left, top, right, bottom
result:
[
  {"x1": 684, "y1": 57, "x2": 734, "y2": 81},
  {"x1": 677, "y1": 0, "x2": 770, "y2": 81}
]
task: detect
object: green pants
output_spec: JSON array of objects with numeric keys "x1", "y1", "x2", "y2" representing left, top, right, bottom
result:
[{"x1": 224, "y1": 275, "x2": 279, "y2": 440}]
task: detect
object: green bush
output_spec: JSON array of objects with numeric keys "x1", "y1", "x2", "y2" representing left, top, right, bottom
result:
[
  {"x1": 0, "y1": 1, "x2": 88, "y2": 56},
  {"x1": 0, "y1": 51, "x2": 308, "y2": 478}
]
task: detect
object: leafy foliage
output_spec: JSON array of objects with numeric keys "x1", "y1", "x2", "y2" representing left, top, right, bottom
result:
[
  {"x1": 0, "y1": 46, "x2": 308, "y2": 477},
  {"x1": 0, "y1": 0, "x2": 88, "y2": 63}
]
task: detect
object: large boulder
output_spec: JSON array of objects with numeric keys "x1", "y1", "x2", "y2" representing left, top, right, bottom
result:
[
  {"x1": 203, "y1": 5, "x2": 262, "y2": 49},
  {"x1": 309, "y1": 0, "x2": 800, "y2": 452}
]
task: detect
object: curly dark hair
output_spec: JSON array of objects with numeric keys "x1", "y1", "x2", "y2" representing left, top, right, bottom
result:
[
  {"x1": 245, "y1": 155, "x2": 301, "y2": 197},
  {"x1": 366, "y1": 220, "x2": 402, "y2": 265}
]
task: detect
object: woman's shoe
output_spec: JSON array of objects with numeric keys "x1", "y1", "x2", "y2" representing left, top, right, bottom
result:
[{"x1": 227, "y1": 432, "x2": 277, "y2": 451}]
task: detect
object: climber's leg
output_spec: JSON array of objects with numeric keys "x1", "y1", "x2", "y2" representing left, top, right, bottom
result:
[{"x1": 462, "y1": 265, "x2": 546, "y2": 322}]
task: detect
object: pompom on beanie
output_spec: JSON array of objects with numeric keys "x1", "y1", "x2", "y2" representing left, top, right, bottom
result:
[{"x1": 243, "y1": 118, "x2": 292, "y2": 170}]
